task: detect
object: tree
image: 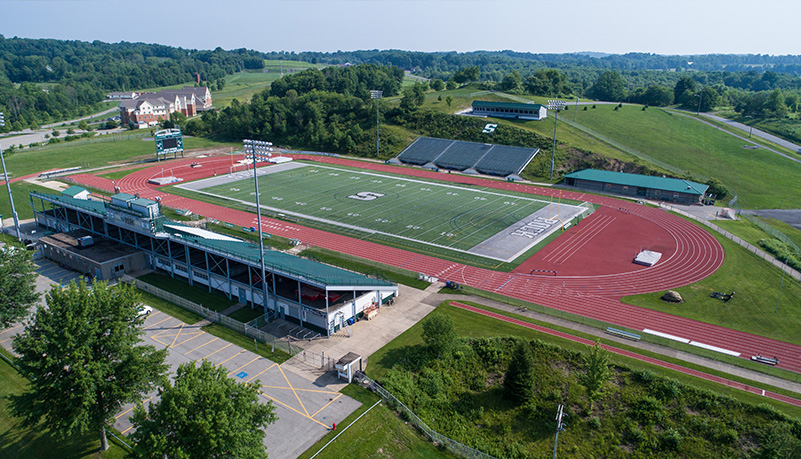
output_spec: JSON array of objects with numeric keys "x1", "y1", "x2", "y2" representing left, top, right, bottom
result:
[
  {"x1": 129, "y1": 360, "x2": 276, "y2": 459},
  {"x1": 503, "y1": 340, "x2": 535, "y2": 403},
  {"x1": 673, "y1": 76, "x2": 698, "y2": 104},
  {"x1": 588, "y1": 71, "x2": 627, "y2": 102},
  {"x1": 445, "y1": 95, "x2": 453, "y2": 107},
  {"x1": 421, "y1": 313, "x2": 456, "y2": 356},
  {"x1": 452, "y1": 66, "x2": 480, "y2": 84},
  {"x1": 578, "y1": 342, "x2": 612, "y2": 410},
  {"x1": 430, "y1": 79, "x2": 445, "y2": 91},
  {"x1": 784, "y1": 93, "x2": 799, "y2": 113},
  {"x1": 697, "y1": 86, "x2": 720, "y2": 112},
  {"x1": 0, "y1": 246, "x2": 39, "y2": 328},
  {"x1": 400, "y1": 82, "x2": 426, "y2": 111},
  {"x1": 498, "y1": 71, "x2": 523, "y2": 92},
  {"x1": 764, "y1": 89, "x2": 788, "y2": 118},
  {"x1": 10, "y1": 280, "x2": 168, "y2": 450}
]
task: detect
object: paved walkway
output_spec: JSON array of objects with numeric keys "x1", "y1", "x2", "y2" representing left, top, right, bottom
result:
[{"x1": 700, "y1": 112, "x2": 801, "y2": 153}]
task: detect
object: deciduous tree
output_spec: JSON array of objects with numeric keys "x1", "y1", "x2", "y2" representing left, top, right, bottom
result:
[
  {"x1": 588, "y1": 71, "x2": 627, "y2": 102},
  {"x1": 0, "y1": 246, "x2": 39, "y2": 328},
  {"x1": 129, "y1": 360, "x2": 277, "y2": 459},
  {"x1": 10, "y1": 280, "x2": 168, "y2": 450},
  {"x1": 579, "y1": 342, "x2": 612, "y2": 410},
  {"x1": 421, "y1": 313, "x2": 456, "y2": 356}
]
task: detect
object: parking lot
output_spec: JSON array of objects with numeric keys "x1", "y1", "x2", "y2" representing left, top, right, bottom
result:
[
  {"x1": 113, "y1": 310, "x2": 360, "y2": 459},
  {"x1": 0, "y1": 256, "x2": 361, "y2": 459}
]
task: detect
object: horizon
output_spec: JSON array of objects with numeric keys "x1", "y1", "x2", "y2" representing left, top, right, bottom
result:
[{"x1": 1, "y1": 0, "x2": 799, "y2": 57}]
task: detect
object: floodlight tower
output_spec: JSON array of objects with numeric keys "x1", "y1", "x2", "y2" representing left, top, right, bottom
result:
[
  {"x1": 370, "y1": 90, "x2": 383, "y2": 156},
  {"x1": 552, "y1": 404, "x2": 568, "y2": 459},
  {"x1": 243, "y1": 139, "x2": 273, "y2": 316},
  {"x1": 0, "y1": 112, "x2": 21, "y2": 242},
  {"x1": 547, "y1": 100, "x2": 566, "y2": 181}
]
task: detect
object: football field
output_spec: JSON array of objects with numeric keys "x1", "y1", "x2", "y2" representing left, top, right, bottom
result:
[{"x1": 179, "y1": 162, "x2": 587, "y2": 261}]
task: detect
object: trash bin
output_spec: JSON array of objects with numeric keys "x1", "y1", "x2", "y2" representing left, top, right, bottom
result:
[{"x1": 347, "y1": 318, "x2": 354, "y2": 326}]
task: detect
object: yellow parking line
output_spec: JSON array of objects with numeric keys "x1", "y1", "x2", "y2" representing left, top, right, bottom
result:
[
  {"x1": 197, "y1": 342, "x2": 232, "y2": 361},
  {"x1": 150, "y1": 336, "x2": 171, "y2": 347},
  {"x1": 184, "y1": 337, "x2": 218, "y2": 355},
  {"x1": 0, "y1": 337, "x2": 13, "y2": 344},
  {"x1": 244, "y1": 363, "x2": 276, "y2": 383},
  {"x1": 260, "y1": 385, "x2": 338, "y2": 395},
  {"x1": 227, "y1": 356, "x2": 260, "y2": 376},
  {"x1": 0, "y1": 324, "x2": 22, "y2": 336},
  {"x1": 116, "y1": 397, "x2": 152, "y2": 419},
  {"x1": 169, "y1": 323, "x2": 185, "y2": 348},
  {"x1": 278, "y1": 365, "x2": 310, "y2": 418},
  {"x1": 258, "y1": 391, "x2": 329, "y2": 429},
  {"x1": 173, "y1": 331, "x2": 206, "y2": 348},
  {"x1": 311, "y1": 393, "x2": 342, "y2": 418},
  {"x1": 215, "y1": 349, "x2": 245, "y2": 367},
  {"x1": 143, "y1": 316, "x2": 172, "y2": 330},
  {"x1": 121, "y1": 426, "x2": 134, "y2": 435}
]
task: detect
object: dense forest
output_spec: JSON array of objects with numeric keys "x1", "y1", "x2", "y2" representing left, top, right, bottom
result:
[{"x1": 0, "y1": 35, "x2": 265, "y2": 131}]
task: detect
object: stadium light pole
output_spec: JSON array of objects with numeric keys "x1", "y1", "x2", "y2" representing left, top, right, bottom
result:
[
  {"x1": 547, "y1": 100, "x2": 566, "y2": 181},
  {"x1": 552, "y1": 404, "x2": 568, "y2": 459},
  {"x1": 243, "y1": 139, "x2": 273, "y2": 317},
  {"x1": 0, "y1": 112, "x2": 21, "y2": 242},
  {"x1": 370, "y1": 90, "x2": 383, "y2": 157}
]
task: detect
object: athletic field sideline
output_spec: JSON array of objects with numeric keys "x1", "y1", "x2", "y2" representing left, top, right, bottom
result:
[{"x1": 178, "y1": 162, "x2": 587, "y2": 262}]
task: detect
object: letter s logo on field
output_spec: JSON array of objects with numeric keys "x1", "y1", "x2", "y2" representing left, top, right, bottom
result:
[{"x1": 347, "y1": 191, "x2": 386, "y2": 201}]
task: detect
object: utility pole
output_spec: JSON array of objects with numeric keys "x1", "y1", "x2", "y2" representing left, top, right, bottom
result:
[
  {"x1": 547, "y1": 100, "x2": 566, "y2": 181},
  {"x1": 0, "y1": 112, "x2": 21, "y2": 242},
  {"x1": 552, "y1": 404, "x2": 568, "y2": 459},
  {"x1": 573, "y1": 96, "x2": 579, "y2": 122},
  {"x1": 370, "y1": 90, "x2": 383, "y2": 157},
  {"x1": 695, "y1": 92, "x2": 703, "y2": 115}
]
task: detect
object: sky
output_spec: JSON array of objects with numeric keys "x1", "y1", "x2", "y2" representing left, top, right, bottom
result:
[{"x1": 1, "y1": 0, "x2": 799, "y2": 56}]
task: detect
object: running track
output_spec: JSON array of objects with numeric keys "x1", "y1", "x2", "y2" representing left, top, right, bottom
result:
[
  {"x1": 66, "y1": 154, "x2": 801, "y2": 374},
  {"x1": 449, "y1": 301, "x2": 801, "y2": 408}
]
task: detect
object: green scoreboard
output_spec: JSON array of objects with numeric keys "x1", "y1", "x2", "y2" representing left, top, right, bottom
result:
[{"x1": 155, "y1": 128, "x2": 184, "y2": 161}]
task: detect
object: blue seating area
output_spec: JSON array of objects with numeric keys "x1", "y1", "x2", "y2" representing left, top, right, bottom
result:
[
  {"x1": 474, "y1": 145, "x2": 538, "y2": 176},
  {"x1": 396, "y1": 137, "x2": 539, "y2": 178},
  {"x1": 396, "y1": 137, "x2": 454, "y2": 165},
  {"x1": 435, "y1": 142, "x2": 491, "y2": 171}
]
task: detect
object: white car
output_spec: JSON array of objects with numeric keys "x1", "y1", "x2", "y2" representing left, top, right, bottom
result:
[{"x1": 136, "y1": 305, "x2": 154, "y2": 318}]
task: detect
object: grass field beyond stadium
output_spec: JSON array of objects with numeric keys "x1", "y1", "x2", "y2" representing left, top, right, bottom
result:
[{"x1": 180, "y1": 162, "x2": 587, "y2": 261}]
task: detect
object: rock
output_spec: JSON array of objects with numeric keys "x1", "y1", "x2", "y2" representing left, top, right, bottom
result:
[{"x1": 661, "y1": 290, "x2": 684, "y2": 303}]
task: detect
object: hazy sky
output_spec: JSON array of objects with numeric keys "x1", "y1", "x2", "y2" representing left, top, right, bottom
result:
[{"x1": 1, "y1": 0, "x2": 798, "y2": 56}]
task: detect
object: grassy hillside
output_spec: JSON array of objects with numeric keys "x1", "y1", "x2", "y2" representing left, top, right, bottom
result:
[{"x1": 368, "y1": 304, "x2": 801, "y2": 458}]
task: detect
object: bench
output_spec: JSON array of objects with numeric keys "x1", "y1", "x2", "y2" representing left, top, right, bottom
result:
[
  {"x1": 606, "y1": 327, "x2": 641, "y2": 341},
  {"x1": 751, "y1": 355, "x2": 779, "y2": 366}
]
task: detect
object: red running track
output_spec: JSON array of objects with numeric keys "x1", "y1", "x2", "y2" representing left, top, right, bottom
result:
[
  {"x1": 68, "y1": 154, "x2": 801, "y2": 374},
  {"x1": 450, "y1": 301, "x2": 801, "y2": 408}
]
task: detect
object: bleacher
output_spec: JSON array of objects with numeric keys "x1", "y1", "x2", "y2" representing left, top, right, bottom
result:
[
  {"x1": 395, "y1": 137, "x2": 454, "y2": 165},
  {"x1": 475, "y1": 145, "x2": 538, "y2": 177},
  {"x1": 394, "y1": 137, "x2": 538, "y2": 179},
  {"x1": 435, "y1": 141, "x2": 491, "y2": 171}
]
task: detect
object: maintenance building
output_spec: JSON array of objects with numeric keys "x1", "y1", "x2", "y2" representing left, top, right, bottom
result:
[{"x1": 563, "y1": 169, "x2": 709, "y2": 204}]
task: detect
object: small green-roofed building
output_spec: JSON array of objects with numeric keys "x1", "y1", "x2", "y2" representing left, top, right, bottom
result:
[
  {"x1": 472, "y1": 100, "x2": 548, "y2": 120},
  {"x1": 563, "y1": 169, "x2": 709, "y2": 204}
]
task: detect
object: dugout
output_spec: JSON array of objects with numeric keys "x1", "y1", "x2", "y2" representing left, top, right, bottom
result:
[{"x1": 563, "y1": 169, "x2": 709, "y2": 204}]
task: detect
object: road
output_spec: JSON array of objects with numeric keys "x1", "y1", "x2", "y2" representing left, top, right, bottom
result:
[
  {"x1": 0, "y1": 104, "x2": 121, "y2": 151},
  {"x1": 700, "y1": 112, "x2": 801, "y2": 153}
]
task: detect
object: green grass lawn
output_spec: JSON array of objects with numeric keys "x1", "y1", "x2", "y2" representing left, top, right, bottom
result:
[
  {"x1": 136, "y1": 272, "x2": 238, "y2": 312},
  {"x1": 367, "y1": 302, "x2": 801, "y2": 419},
  {"x1": 297, "y1": 384, "x2": 452, "y2": 459},
  {"x1": 0, "y1": 351, "x2": 128, "y2": 458},
  {"x1": 1, "y1": 181, "x2": 59, "y2": 221},
  {"x1": 227, "y1": 306, "x2": 262, "y2": 323},
  {"x1": 623, "y1": 224, "x2": 801, "y2": 345},
  {"x1": 564, "y1": 106, "x2": 801, "y2": 209}
]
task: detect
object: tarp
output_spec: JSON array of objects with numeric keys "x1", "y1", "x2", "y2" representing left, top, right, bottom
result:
[{"x1": 633, "y1": 250, "x2": 662, "y2": 266}]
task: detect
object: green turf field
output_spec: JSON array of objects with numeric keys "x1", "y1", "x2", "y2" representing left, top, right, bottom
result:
[{"x1": 188, "y1": 163, "x2": 581, "y2": 254}]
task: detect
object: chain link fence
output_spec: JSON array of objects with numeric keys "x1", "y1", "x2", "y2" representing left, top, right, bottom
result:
[
  {"x1": 739, "y1": 213, "x2": 801, "y2": 254},
  {"x1": 356, "y1": 372, "x2": 497, "y2": 459},
  {"x1": 293, "y1": 349, "x2": 337, "y2": 372},
  {"x1": 123, "y1": 275, "x2": 299, "y2": 356}
]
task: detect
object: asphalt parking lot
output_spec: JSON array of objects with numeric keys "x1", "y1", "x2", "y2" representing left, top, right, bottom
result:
[{"x1": 113, "y1": 310, "x2": 360, "y2": 459}]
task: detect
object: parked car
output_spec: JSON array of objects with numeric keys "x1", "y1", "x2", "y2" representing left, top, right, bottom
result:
[{"x1": 137, "y1": 305, "x2": 154, "y2": 317}]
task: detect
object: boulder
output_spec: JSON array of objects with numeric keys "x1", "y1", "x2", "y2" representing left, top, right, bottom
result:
[{"x1": 661, "y1": 290, "x2": 684, "y2": 303}]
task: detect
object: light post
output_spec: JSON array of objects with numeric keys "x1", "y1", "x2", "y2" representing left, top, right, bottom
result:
[
  {"x1": 695, "y1": 92, "x2": 703, "y2": 115},
  {"x1": 547, "y1": 100, "x2": 566, "y2": 181},
  {"x1": 243, "y1": 139, "x2": 273, "y2": 317},
  {"x1": 573, "y1": 96, "x2": 579, "y2": 122},
  {"x1": 552, "y1": 404, "x2": 568, "y2": 459},
  {"x1": 775, "y1": 255, "x2": 789, "y2": 313},
  {"x1": 0, "y1": 112, "x2": 21, "y2": 242},
  {"x1": 370, "y1": 90, "x2": 383, "y2": 157}
]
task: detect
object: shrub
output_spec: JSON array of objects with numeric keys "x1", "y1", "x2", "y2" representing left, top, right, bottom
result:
[
  {"x1": 472, "y1": 337, "x2": 505, "y2": 366},
  {"x1": 660, "y1": 428, "x2": 682, "y2": 450},
  {"x1": 421, "y1": 313, "x2": 456, "y2": 356},
  {"x1": 589, "y1": 416, "x2": 601, "y2": 429}
]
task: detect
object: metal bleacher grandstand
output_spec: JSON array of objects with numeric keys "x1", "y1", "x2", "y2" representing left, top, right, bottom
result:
[{"x1": 393, "y1": 137, "x2": 538, "y2": 179}]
